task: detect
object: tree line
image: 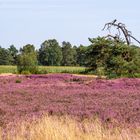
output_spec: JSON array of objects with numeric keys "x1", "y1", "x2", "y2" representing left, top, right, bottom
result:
[
  {"x1": 0, "y1": 39, "x2": 87, "y2": 67},
  {"x1": 0, "y1": 37, "x2": 140, "y2": 78}
]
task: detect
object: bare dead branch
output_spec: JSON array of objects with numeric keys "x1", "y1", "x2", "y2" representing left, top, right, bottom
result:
[
  {"x1": 130, "y1": 35, "x2": 140, "y2": 44},
  {"x1": 102, "y1": 20, "x2": 140, "y2": 45}
]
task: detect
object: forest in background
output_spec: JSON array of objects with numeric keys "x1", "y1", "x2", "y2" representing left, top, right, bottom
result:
[{"x1": 0, "y1": 36, "x2": 140, "y2": 78}]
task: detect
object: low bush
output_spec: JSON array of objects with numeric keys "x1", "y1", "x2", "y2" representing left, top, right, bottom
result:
[{"x1": 15, "y1": 79, "x2": 21, "y2": 83}]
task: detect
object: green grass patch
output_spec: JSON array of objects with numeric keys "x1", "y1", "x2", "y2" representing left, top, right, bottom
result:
[
  {"x1": 0, "y1": 66, "x2": 86, "y2": 74},
  {"x1": 0, "y1": 65, "x2": 17, "y2": 74},
  {"x1": 39, "y1": 66, "x2": 86, "y2": 74}
]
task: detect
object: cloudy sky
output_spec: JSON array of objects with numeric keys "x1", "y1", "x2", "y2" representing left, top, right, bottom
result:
[{"x1": 0, "y1": 0, "x2": 140, "y2": 48}]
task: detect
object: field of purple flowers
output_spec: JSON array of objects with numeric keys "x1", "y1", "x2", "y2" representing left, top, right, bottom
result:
[{"x1": 0, "y1": 74, "x2": 140, "y2": 127}]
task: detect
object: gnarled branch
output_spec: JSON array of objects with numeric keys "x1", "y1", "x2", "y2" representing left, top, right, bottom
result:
[{"x1": 102, "y1": 19, "x2": 140, "y2": 45}]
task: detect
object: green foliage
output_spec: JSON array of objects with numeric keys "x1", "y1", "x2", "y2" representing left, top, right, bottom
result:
[
  {"x1": 21, "y1": 70, "x2": 31, "y2": 75},
  {"x1": 39, "y1": 66, "x2": 86, "y2": 74},
  {"x1": 61, "y1": 41, "x2": 77, "y2": 66},
  {"x1": 0, "y1": 47, "x2": 13, "y2": 65},
  {"x1": 0, "y1": 66, "x2": 17, "y2": 74},
  {"x1": 76, "y1": 45, "x2": 88, "y2": 66},
  {"x1": 72, "y1": 46, "x2": 78, "y2": 66},
  {"x1": 35, "y1": 69, "x2": 48, "y2": 74},
  {"x1": 0, "y1": 37, "x2": 140, "y2": 78},
  {"x1": 15, "y1": 79, "x2": 21, "y2": 83},
  {"x1": 39, "y1": 39, "x2": 62, "y2": 66},
  {"x1": 17, "y1": 44, "x2": 38, "y2": 74},
  {"x1": 8, "y1": 45, "x2": 18, "y2": 65},
  {"x1": 106, "y1": 44, "x2": 140, "y2": 78},
  {"x1": 0, "y1": 66, "x2": 86, "y2": 74},
  {"x1": 87, "y1": 37, "x2": 140, "y2": 78},
  {"x1": 87, "y1": 37, "x2": 112, "y2": 74}
]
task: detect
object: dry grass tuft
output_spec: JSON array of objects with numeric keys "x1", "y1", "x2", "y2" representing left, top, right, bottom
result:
[{"x1": 1, "y1": 115, "x2": 140, "y2": 140}]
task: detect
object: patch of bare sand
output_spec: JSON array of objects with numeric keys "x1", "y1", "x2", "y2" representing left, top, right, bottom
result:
[
  {"x1": 73, "y1": 74, "x2": 98, "y2": 78},
  {"x1": 0, "y1": 73, "x2": 17, "y2": 77}
]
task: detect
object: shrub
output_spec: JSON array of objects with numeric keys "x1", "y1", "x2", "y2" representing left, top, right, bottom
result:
[
  {"x1": 15, "y1": 79, "x2": 21, "y2": 83},
  {"x1": 21, "y1": 70, "x2": 31, "y2": 75},
  {"x1": 87, "y1": 37, "x2": 140, "y2": 78},
  {"x1": 35, "y1": 69, "x2": 48, "y2": 74},
  {"x1": 17, "y1": 44, "x2": 38, "y2": 74}
]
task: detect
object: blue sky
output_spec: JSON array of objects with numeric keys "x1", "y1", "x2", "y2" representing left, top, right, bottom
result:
[{"x1": 0, "y1": 0, "x2": 140, "y2": 48}]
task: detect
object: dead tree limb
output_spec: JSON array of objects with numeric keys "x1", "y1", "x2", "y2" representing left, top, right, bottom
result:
[
  {"x1": 102, "y1": 19, "x2": 140, "y2": 45},
  {"x1": 129, "y1": 35, "x2": 140, "y2": 44}
]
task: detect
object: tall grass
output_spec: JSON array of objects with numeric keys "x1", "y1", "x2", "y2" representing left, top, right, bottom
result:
[
  {"x1": 0, "y1": 66, "x2": 86, "y2": 74},
  {"x1": 2, "y1": 115, "x2": 140, "y2": 140},
  {"x1": 39, "y1": 66, "x2": 86, "y2": 74},
  {"x1": 0, "y1": 66, "x2": 17, "y2": 74}
]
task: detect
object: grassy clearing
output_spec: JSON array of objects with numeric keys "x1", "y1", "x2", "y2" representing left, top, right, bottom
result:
[
  {"x1": 0, "y1": 65, "x2": 86, "y2": 74},
  {"x1": 2, "y1": 115, "x2": 140, "y2": 140},
  {"x1": 39, "y1": 66, "x2": 86, "y2": 74},
  {"x1": 0, "y1": 66, "x2": 17, "y2": 74}
]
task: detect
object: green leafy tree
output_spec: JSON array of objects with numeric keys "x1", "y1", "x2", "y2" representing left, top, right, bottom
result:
[
  {"x1": 17, "y1": 44, "x2": 38, "y2": 74},
  {"x1": 0, "y1": 46, "x2": 13, "y2": 65},
  {"x1": 8, "y1": 45, "x2": 18, "y2": 65},
  {"x1": 87, "y1": 37, "x2": 112, "y2": 76},
  {"x1": 76, "y1": 45, "x2": 88, "y2": 66},
  {"x1": 87, "y1": 37, "x2": 140, "y2": 78},
  {"x1": 72, "y1": 45, "x2": 77, "y2": 66},
  {"x1": 104, "y1": 42, "x2": 140, "y2": 77},
  {"x1": 39, "y1": 39, "x2": 62, "y2": 66},
  {"x1": 61, "y1": 41, "x2": 76, "y2": 66}
]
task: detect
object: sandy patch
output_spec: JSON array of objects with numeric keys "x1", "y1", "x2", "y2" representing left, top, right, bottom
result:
[{"x1": 0, "y1": 73, "x2": 17, "y2": 77}]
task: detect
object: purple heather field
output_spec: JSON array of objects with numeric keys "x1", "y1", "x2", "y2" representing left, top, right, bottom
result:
[{"x1": 0, "y1": 74, "x2": 140, "y2": 127}]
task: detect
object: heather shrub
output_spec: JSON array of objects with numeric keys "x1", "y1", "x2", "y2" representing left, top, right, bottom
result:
[{"x1": 71, "y1": 78, "x2": 81, "y2": 82}]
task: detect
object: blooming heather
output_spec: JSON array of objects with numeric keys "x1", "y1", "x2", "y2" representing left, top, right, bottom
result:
[{"x1": 0, "y1": 74, "x2": 140, "y2": 127}]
